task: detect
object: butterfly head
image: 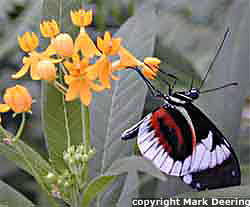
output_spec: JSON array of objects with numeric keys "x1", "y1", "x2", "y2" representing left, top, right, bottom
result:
[{"x1": 171, "y1": 88, "x2": 200, "y2": 103}]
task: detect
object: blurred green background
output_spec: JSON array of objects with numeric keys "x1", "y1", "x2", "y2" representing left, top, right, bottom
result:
[{"x1": 0, "y1": 0, "x2": 248, "y2": 206}]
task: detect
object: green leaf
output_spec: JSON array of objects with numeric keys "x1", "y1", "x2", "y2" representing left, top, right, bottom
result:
[
  {"x1": 117, "y1": 171, "x2": 139, "y2": 207},
  {"x1": 41, "y1": 0, "x2": 84, "y2": 171},
  {"x1": 42, "y1": 83, "x2": 83, "y2": 171},
  {"x1": 0, "y1": 126, "x2": 56, "y2": 204},
  {"x1": 177, "y1": 184, "x2": 250, "y2": 198},
  {"x1": 106, "y1": 156, "x2": 166, "y2": 181},
  {"x1": 0, "y1": 180, "x2": 34, "y2": 207},
  {"x1": 80, "y1": 175, "x2": 116, "y2": 207}
]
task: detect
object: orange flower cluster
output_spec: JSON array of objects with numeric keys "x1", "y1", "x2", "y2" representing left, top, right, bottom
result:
[{"x1": 5, "y1": 8, "x2": 161, "y2": 110}]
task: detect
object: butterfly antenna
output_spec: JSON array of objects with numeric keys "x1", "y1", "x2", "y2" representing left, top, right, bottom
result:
[
  {"x1": 200, "y1": 82, "x2": 238, "y2": 94},
  {"x1": 190, "y1": 74, "x2": 194, "y2": 90},
  {"x1": 127, "y1": 66, "x2": 166, "y2": 98},
  {"x1": 143, "y1": 62, "x2": 178, "y2": 80},
  {"x1": 199, "y1": 27, "x2": 230, "y2": 90}
]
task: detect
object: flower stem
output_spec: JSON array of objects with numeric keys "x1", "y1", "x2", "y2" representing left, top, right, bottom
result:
[
  {"x1": 82, "y1": 105, "x2": 90, "y2": 153},
  {"x1": 54, "y1": 80, "x2": 67, "y2": 94},
  {"x1": 81, "y1": 104, "x2": 91, "y2": 184},
  {"x1": 14, "y1": 113, "x2": 26, "y2": 142}
]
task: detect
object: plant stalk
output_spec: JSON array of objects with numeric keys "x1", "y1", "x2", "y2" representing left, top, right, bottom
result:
[
  {"x1": 81, "y1": 104, "x2": 91, "y2": 185},
  {"x1": 14, "y1": 113, "x2": 26, "y2": 141}
]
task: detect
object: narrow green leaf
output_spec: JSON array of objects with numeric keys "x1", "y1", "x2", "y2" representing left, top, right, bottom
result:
[
  {"x1": 0, "y1": 126, "x2": 52, "y2": 195},
  {"x1": 42, "y1": 83, "x2": 83, "y2": 171},
  {"x1": 0, "y1": 122, "x2": 60, "y2": 206},
  {"x1": 177, "y1": 184, "x2": 250, "y2": 198},
  {"x1": 0, "y1": 180, "x2": 34, "y2": 207},
  {"x1": 80, "y1": 175, "x2": 116, "y2": 207},
  {"x1": 41, "y1": 0, "x2": 84, "y2": 171},
  {"x1": 106, "y1": 156, "x2": 166, "y2": 181}
]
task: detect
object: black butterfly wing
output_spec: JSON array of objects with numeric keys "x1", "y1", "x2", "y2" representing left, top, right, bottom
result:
[
  {"x1": 180, "y1": 103, "x2": 241, "y2": 191},
  {"x1": 121, "y1": 103, "x2": 241, "y2": 191}
]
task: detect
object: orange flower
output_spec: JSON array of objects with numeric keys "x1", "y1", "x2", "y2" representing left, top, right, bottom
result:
[
  {"x1": 54, "y1": 33, "x2": 74, "y2": 57},
  {"x1": 97, "y1": 32, "x2": 121, "y2": 55},
  {"x1": 70, "y1": 9, "x2": 93, "y2": 27},
  {"x1": 64, "y1": 54, "x2": 104, "y2": 105},
  {"x1": 0, "y1": 85, "x2": 32, "y2": 114},
  {"x1": 74, "y1": 27, "x2": 101, "y2": 58},
  {"x1": 143, "y1": 57, "x2": 160, "y2": 79},
  {"x1": 111, "y1": 46, "x2": 142, "y2": 71},
  {"x1": 112, "y1": 47, "x2": 160, "y2": 80},
  {"x1": 85, "y1": 32, "x2": 122, "y2": 88},
  {"x1": 40, "y1": 19, "x2": 60, "y2": 38},
  {"x1": 12, "y1": 32, "x2": 61, "y2": 80},
  {"x1": 71, "y1": 9, "x2": 100, "y2": 57},
  {"x1": 37, "y1": 60, "x2": 57, "y2": 81}
]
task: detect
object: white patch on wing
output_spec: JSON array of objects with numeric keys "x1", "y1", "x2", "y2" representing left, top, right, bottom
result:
[
  {"x1": 139, "y1": 137, "x2": 156, "y2": 154},
  {"x1": 137, "y1": 131, "x2": 154, "y2": 144},
  {"x1": 144, "y1": 141, "x2": 161, "y2": 160},
  {"x1": 209, "y1": 150, "x2": 217, "y2": 168},
  {"x1": 202, "y1": 131, "x2": 213, "y2": 151},
  {"x1": 153, "y1": 148, "x2": 167, "y2": 168},
  {"x1": 171, "y1": 161, "x2": 182, "y2": 176},
  {"x1": 191, "y1": 144, "x2": 206, "y2": 172},
  {"x1": 183, "y1": 174, "x2": 192, "y2": 184},
  {"x1": 181, "y1": 156, "x2": 191, "y2": 176},
  {"x1": 221, "y1": 144, "x2": 231, "y2": 158},
  {"x1": 151, "y1": 144, "x2": 163, "y2": 160},
  {"x1": 160, "y1": 156, "x2": 174, "y2": 174},
  {"x1": 199, "y1": 150, "x2": 211, "y2": 170},
  {"x1": 216, "y1": 145, "x2": 225, "y2": 164}
]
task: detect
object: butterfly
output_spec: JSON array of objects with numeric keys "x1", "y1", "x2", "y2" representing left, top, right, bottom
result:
[{"x1": 121, "y1": 28, "x2": 241, "y2": 191}]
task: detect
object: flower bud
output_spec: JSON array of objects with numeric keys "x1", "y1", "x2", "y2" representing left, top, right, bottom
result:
[
  {"x1": 89, "y1": 148, "x2": 96, "y2": 156},
  {"x1": 75, "y1": 153, "x2": 81, "y2": 161},
  {"x1": 46, "y1": 172, "x2": 57, "y2": 183},
  {"x1": 64, "y1": 181, "x2": 70, "y2": 187},
  {"x1": 37, "y1": 60, "x2": 57, "y2": 81},
  {"x1": 3, "y1": 85, "x2": 32, "y2": 113},
  {"x1": 54, "y1": 33, "x2": 74, "y2": 57},
  {"x1": 82, "y1": 154, "x2": 88, "y2": 162},
  {"x1": 40, "y1": 20, "x2": 59, "y2": 38},
  {"x1": 63, "y1": 152, "x2": 70, "y2": 162},
  {"x1": 68, "y1": 158, "x2": 74, "y2": 165},
  {"x1": 18, "y1": 32, "x2": 39, "y2": 52}
]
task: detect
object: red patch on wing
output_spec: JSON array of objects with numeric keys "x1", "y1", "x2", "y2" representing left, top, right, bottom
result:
[{"x1": 150, "y1": 107, "x2": 184, "y2": 154}]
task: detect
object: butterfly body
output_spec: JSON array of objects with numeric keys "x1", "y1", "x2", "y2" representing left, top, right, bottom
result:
[{"x1": 121, "y1": 88, "x2": 241, "y2": 191}]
